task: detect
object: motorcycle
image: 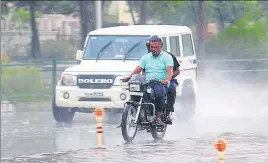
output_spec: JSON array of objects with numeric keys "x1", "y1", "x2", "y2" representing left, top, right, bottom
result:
[{"x1": 119, "y1": 74, "x2": 172, "y2": 142}]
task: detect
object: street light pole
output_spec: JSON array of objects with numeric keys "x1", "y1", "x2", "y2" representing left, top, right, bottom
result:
[{"x1": 95, "y1": 1, "x2": 102, "y2": 29}]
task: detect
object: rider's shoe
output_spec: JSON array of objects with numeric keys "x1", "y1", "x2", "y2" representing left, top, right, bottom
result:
[
  {"x1": 154, "y1": 115, "x2": 165, "y2": 125},
  {"x1": 166, "y1": 112, "x2": 173, "y2": 125}
]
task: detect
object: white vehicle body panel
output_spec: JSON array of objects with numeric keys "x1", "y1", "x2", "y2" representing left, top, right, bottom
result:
[{"x1": 55, "y1": 25, "x2": 197, "y2": 110}]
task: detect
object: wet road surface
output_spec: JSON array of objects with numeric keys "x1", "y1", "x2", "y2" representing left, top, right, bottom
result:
[{"x1": 1, "y1": 86, "x2": 268, "y2": 163}]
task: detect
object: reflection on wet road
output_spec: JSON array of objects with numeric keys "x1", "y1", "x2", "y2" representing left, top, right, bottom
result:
[
  {"x1": 2, "y1": 109, "x2": 268, "y2": 162},
  {"x1": 1, "y1": 86, "x2": 268, "y2": 162}
]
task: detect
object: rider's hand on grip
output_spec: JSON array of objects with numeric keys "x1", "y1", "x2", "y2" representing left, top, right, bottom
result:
[
  {"x1": 161, "y1": 80, "x2": 169, "y2": 85},
  {"x1": 121, "y1": 75, "x2": 131, "y2": 82}
]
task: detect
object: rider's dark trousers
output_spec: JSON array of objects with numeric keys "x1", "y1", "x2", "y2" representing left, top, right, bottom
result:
[
  {"x1": 167, "y1": 79, "x2": 178, "y2": 112},
  {"x1": 151, "y1": 83, "x2": 168, "y2": 112}
]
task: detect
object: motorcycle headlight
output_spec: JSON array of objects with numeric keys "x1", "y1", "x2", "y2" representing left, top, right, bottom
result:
[
  {"x1": 113, "y1": 76, "x2": 128, "y2": 86},
  {"x1": 61, "y1": 74, "x2": 77, "y2": 86},
  {"x1": 129, "y1": 84, "x2": 140, "y2": 92}
]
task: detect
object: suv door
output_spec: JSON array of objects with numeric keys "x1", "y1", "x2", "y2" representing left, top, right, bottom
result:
[
  {"x1": 180, "y1": 33, "x2": 197, "y2": 83},
  {"x1": 168, "y1": 35, "x2": 182, "y2": 94},
  {"x1": 169, "y1": 35, "x2": 180, "y2": 57},
  {"x1": 161, "y1": 36, "x2": 167, "y2": 51}
]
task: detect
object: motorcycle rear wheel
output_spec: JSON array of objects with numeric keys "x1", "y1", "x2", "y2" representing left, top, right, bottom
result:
[{"x1": 151, "y1": 124, "x2": 167, "y2": 140}]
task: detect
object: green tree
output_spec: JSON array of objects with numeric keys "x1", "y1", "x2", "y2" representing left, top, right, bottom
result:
[
  {"x1": 1, "y1": 1, "x2": 9, "y2": 19},
  {"x1": 79, "y1": 1, "x2": 93, "y2": 49},
  {"x1": 3, "y1": 1, "x2": 41, "y2": 59},
  {"x1": 128, "y1": 1, "x2": 181, "y2": 25},
  {"x1": 34, "y1": 1, "x2": 112, "y2": 48},
  {"x1": 29, "y1": 1, "x2": 41, "y2": 59},
  {"x1": 39, "y1": 1, "x2": 79, "y2": 15},
  {"x1": 206, "y1": 1, "x2": 262, "y2": 31},
  {"x1": 3, "y1": 5, "x2": 41, "y2": 59},
  {"x1": 206, "y1": 7, "x2": 268, "y2": 59}
]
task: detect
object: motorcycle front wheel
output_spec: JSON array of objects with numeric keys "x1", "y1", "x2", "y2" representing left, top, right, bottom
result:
[{"x1": 121, "y1": 105, "x2": 138, "y2": 142}]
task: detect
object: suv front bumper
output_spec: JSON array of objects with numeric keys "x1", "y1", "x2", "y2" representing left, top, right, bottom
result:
[{"x1": 55, "y1": 85, "x2": 129, "y2": 109}]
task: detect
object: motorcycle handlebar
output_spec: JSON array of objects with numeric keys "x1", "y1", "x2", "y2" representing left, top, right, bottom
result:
[
  {"x1": 120, "y1": 78, "x2": 161, "y2": 83},
  {"x1": 120, "y1": 78, "x2": 130, "y2": 82}
]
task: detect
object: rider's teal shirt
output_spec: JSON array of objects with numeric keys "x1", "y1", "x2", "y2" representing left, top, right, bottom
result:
[{"x1": 138, "y1": 51, "x2": 174, "y2": 81}]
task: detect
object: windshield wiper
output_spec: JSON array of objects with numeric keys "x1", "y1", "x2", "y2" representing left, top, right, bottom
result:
[
  {"x1": 96, "y1": 41, "x2": 113, "y2": 61},
  {"x1": 123, "y1": 41, "x2": 142, "y2": 62}
]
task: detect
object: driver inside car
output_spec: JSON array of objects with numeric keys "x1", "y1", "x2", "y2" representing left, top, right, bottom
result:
[
  {"x1": 124, "y1": 35, "x2": 173, "y2": 125},
  {"x1": 101, "y1": 42, "x2": 125, "y2": 58}
]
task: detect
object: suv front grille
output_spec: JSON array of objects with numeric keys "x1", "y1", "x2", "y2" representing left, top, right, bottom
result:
[{"x1": 77, "y1": 74, "x2": 116, "y2": 89}]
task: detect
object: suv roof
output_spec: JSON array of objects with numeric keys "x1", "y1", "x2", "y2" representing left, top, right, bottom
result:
[{"x1": 88, "y1": 25, "x2": 191, "y2": 36}]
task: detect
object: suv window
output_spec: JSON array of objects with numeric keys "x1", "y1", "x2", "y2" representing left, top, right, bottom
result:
[
  {"x1": 161, "y1": 37, "x2": 167, "y2": 51},
  {"x1": 169, "y1": 36, "x2": 179, "y2": 56},
  {"x1": 182, "y1": 34, "x2": 194, "y2": 56},
  {"x1": 83, "y1": 35, "x2": 148, "y2": 60}
]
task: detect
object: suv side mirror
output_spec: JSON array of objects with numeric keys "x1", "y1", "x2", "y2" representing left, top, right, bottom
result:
[{"x1": 76, "y1": 50, "x2": 83, "y2": 61}]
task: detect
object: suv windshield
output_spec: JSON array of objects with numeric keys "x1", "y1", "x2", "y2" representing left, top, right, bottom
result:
[{"x1": 83, "y1": 35, "x2": 149, "y2": 60}]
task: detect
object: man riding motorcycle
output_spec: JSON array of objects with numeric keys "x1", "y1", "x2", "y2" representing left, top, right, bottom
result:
[
  {"x1": 124, "y1": 35, "x2": 174, "y2": 124},
  {"x1": 145, "y1": 35, "x2": 181, "y2": 121}
]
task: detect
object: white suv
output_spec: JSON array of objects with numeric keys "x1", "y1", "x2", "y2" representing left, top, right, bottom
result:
[{"x1": 53, "y1": 25, "x2": 197, "y2": 123}]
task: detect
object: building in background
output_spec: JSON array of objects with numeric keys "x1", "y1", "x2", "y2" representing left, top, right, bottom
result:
[{"x1": 1, "y1": 14, "x2": 80, "y2": 55}]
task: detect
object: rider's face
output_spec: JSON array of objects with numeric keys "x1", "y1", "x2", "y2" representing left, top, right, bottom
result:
[{"x1": 150, "y1": 42, "x2": 162, "y2": 55}]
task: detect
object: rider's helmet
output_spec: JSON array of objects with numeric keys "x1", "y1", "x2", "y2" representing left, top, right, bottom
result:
[{"x1": 146, "y1": 35, "x2": 163, "y2": 53}]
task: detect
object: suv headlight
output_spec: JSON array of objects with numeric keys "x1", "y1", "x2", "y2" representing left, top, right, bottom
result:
[
  {"x1": 113, "y1": 76, "x2": 128, "y2": 86},
  {"x1": 61, "y1": 74, "x2": 77, "y2": 86},
  {"x1": 129, "y1": 84, "x2": 140, "y2": 92}
]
